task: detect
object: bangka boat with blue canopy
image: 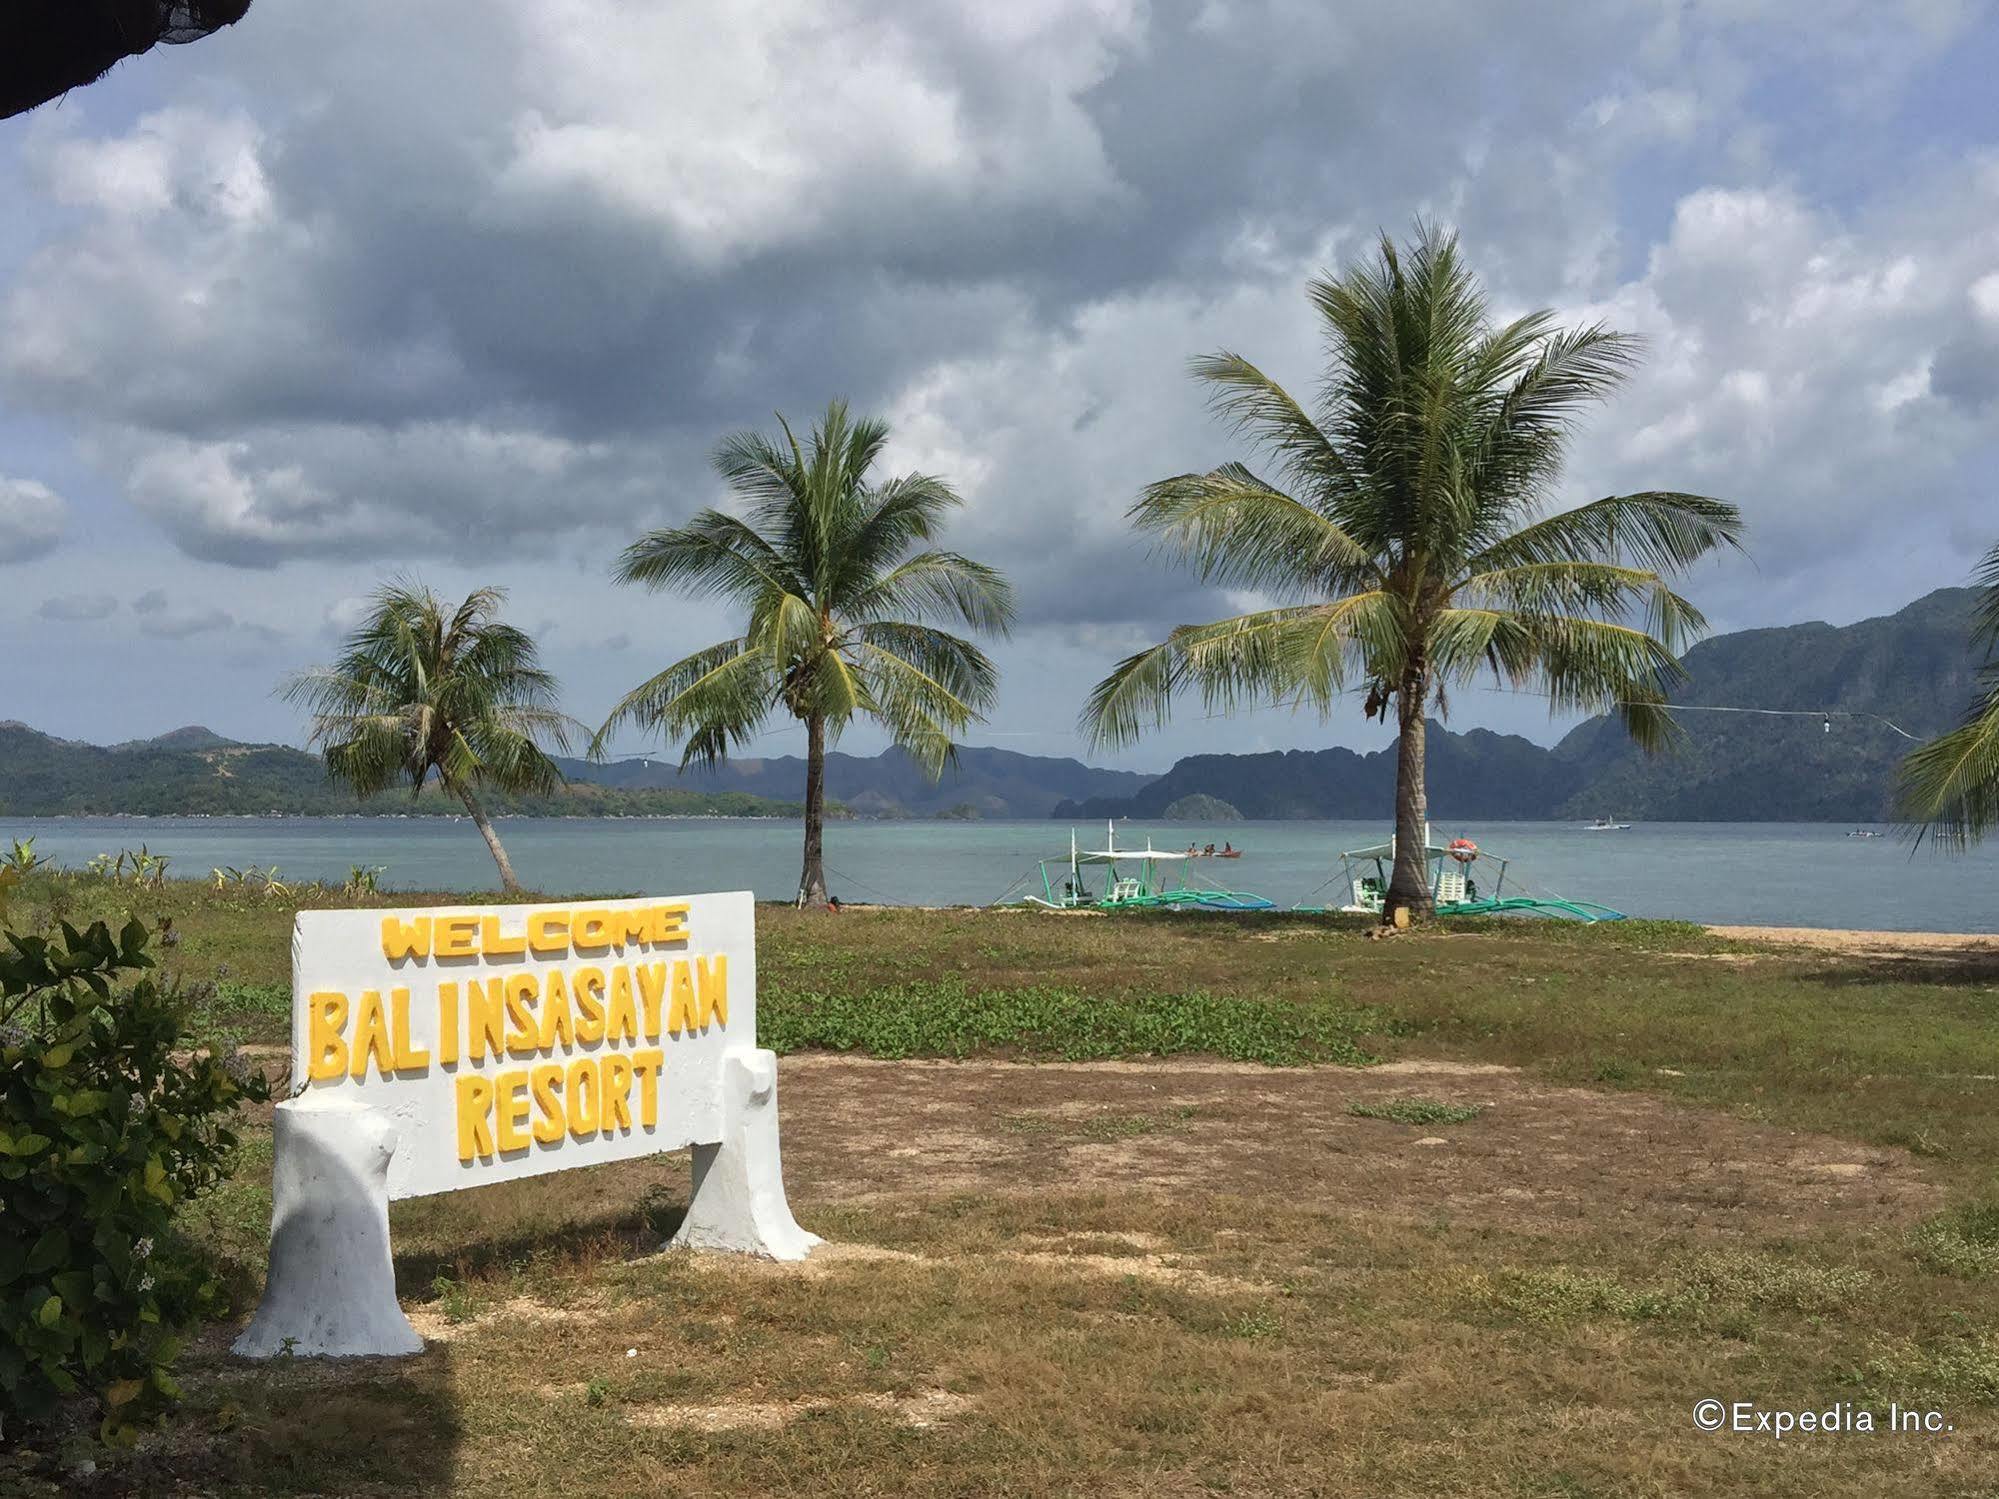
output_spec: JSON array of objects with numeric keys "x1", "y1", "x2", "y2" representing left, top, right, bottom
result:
[
  {"x1": 1297, "y1": 826, "x2": 1625, "y2": 923},
  {"x1": 999, "y1": 824, "x2": 1275, "y2": 913}
]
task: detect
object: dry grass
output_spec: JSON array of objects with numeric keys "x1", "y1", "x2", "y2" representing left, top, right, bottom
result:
[{"x1": 6, "y1": 888, "x2": 1999, "y2": 1494}]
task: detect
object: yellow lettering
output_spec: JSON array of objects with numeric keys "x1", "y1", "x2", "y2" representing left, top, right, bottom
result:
[
  {"x1": 695, "y1": 954, "x2": 728, "y2": 1030},
  {"x1": 434, "y1": 914, "x2": 478, "y2": 959},
  {"x1": 504, "y1": 972, "x2": 541, "y2": 1057},
  {"x1": 573, "y1": 966, "x2": 606, "y2": 1044},
  {"x1": 350, "y1": 990, "x2": 396, "y2": 1081},
  {"x1": 455, "y1": 1075, "x2": 495, "y2": 1162},
  {"x1": 603, "y1": 1053, "x2": 634, "y2": 1131},
  {"x1": 606, "y1": 967, "x2": 639, "y2": 1044},
  {"x1": 468, "y1": 977, "x2": 506, "y2": 1063},
  {"x1": 306, "y1": 991, "x2": 349, "y2": 1081},
  {"x1": 437, "y1": 981, "x2": 460, "y2": 1065},
  {"x1": 480, "y1": 914, "x2": 526, "y2": 957},
  {"x1": 653, "y1": 903, "x2": 690, "y2": 946},
  {"x1": 572, "y1": 908, "x2": 613, "y2": 951},
  {"x1": 630, "y1": 1048, "x2": 663, "y2": 1127},
  {"x1": 667, "y1": 960, "x2": 699, "y2": 1037},
  {"x1": 495, "y1": 1070, "x2": 531, "y2": 1152},
  {"x1": 529, "y1": 1064, "x2": 565, "y2": 1145},
  {"x1": 637, "y1": 961, "x2": 667, "y2": 1039},
  {"x1": 528, "y1": 910, "x2": 569, "y2": 956},
  {"x1": 380, "y1": 916, "x2": 431, "y2": 961},
  {"x1": 538, "y1": 969, "x2": 575, "y2": 1050},
  {"x1": 565, "y1": 1059, "x2": 600, "y2": 1139},
  {"x1": 389, "y1": 986, "x2": 430, "y2": 1070}
]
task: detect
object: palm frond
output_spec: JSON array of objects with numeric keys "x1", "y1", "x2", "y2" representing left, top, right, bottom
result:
[
  {"x1": 593, "y1": 637, "x2": 776, "y2": 770},
  {"x1": 1186, "y1": 352, "x2": 1361, "y2": 504},
  {"x1": 847, "y1": 550, "x2": 1016, "y2": 634},
  {"x1": 1081, "y1": 593, "x2": 1404, "y2": 749},
  {"x1": 1468, "y1": 491, "x2": 1745, "y2": 576},
  {"x1": 1900, "y1": 679, "x2": 1999, "y2": 850},
  {"x1": 1453, "y1": 562, "x2": 1707, "y2": 654},
  {"x1": 1129, "y1": 464, "x2": 1377, "y2": 595}
]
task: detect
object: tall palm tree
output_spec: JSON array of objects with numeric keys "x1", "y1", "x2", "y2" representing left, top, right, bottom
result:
[
  {"x1": 598, "y1": 401, "x2": 1015, "y2": 908},
  {"x1": 1083, "y1": 226, "x2": 1743, "y2": 923},
  {"x1": 1900, "y1": 541, "x2": 1999, "y2": 846},
  {"x1": 282, "y1": 580, "x2": 573, "y2": 893}
]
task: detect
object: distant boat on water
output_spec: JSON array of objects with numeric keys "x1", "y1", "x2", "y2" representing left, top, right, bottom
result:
[
  {"x1": 1582, "y1": 815, "x2": 1632, "y2": 831},
  {"x1": 1845, "y1": 828, "x2": 1886, "y2": 839}
]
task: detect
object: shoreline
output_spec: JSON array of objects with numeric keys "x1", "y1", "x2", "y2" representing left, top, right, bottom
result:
[{"x1": 1708, "y1": 924, "x2": 1999, "y2": 954}]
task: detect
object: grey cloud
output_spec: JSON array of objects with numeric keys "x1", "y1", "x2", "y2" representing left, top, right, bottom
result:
[
  {"x1": 38, "y1": 593, "x2": 117, "y2": 621},
  {"x1": 144, "y1": 608, "x2": 236, "y2": 638},
  {"x1": 0, "y1": 478, "x2": 65, "y2": 563},
  {"x1": 1932, "y1": 327, "x2": 1999, "y2": 413},
  {"x1": 132, "y1": 588, "x2": 168, "y2": 614},
  {"x1": 0, "y1": 0, "x2": 1994, "y2": 756}
]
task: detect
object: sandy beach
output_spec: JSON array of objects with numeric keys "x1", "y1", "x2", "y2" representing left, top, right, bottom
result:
[{"x1": 1711, "y1": 924, "x2": 1999, "y2": 956}]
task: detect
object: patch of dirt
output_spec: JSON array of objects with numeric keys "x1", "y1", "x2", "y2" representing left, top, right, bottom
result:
[
  {"x1": 626, "y1": 1389, "x2": 971, "y2": 1432},
  {"x1": 405, "y1": 1296, "x2": 599, "y2": 1342},
  {"x1": 775, "y1": 1054, "x2": 1942, "y2": 1236}
]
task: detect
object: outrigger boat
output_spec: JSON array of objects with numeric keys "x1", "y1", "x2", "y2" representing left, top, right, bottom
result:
[
  {"x1": 1297, "y1": 825, "x2": 1625, "y2": 923},
  {"x1": 1001, "y1": 824, "x2": 1275, "y2": 913}
]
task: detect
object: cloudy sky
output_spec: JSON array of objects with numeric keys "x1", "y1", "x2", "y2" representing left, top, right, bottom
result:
[{"x1": 2, "y1": 0, "x2": 1995, "y2": 770}]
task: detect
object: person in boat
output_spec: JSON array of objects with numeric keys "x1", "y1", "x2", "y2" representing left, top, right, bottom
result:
[
  {"x1": 1222, "y1": 841, "x2": 1234, "y2": 855},
  {"x1": 1186, "y1": 843, "x2": 1199, "y2": 855},
  {"x1": 1203, "y1": 843, "x2": 1216, "y2": 856}
]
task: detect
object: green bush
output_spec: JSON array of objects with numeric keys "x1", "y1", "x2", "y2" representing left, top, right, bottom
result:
[{"x1": 0, "y1": 876, "x2": 269, "y2": 1440}]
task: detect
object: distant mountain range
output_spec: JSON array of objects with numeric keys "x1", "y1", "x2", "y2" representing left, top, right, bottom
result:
[
  {"x1": 5, "y1": 588, "x2": 1983, "y2": 824},
  {"x1": 553, "y1": 745, "x2": 1149, "y2": 820},
  {"x1": 0, "y1": 724, "x2": 810, "y2": 819},
  {"x1": 1056, "y1": 588, "x2": 1983, "y2": 824}
]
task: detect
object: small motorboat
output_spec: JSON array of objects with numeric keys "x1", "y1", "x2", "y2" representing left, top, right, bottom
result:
[
  {"x1": 1296, "y1": 825, "x2": 1625, "y2": 923},
  {"x1": 1000, "y1": 824, "x2": 1272, "y2": 912},
  {"x1": 1582, "y1": 815, "x2": 1632, "y2": 831}
]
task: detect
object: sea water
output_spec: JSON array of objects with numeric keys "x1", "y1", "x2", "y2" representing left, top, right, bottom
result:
[{"x1": 5, "y1": 815, "x2": 1994, "y2": 932}]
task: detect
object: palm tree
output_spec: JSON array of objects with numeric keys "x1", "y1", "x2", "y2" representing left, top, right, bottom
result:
[
  {"x1": 1900, "y1": 541, "x2": 1999, "y2": 846},
  {"x1": 1082, "y1": 226, "x2": 1743, "y2": 923},
  {"x1": 282, "y1": 580, "x2": 573, "y2": 893},
  {"x1": 597, "y1": 401, "x2": 1015, "y2": 908}
]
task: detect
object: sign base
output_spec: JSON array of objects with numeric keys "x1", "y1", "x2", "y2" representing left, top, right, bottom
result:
[
  {"x1": 672, "y1": 1048, "x2": 823, "y2": 1260},
  {"x1": 231, "y1": 1098, "x2": 423, "y2": 1358},
  {"x1": 234, "y1": 1048, "x2": 820, "y2": 1358}
]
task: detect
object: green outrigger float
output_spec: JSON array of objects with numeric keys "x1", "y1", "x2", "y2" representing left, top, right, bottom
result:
[
  {"x1": 1298, "y1": 826, "x2": 1625, "y2": 923},
  {"x1": 1002, "y1": 824, "x2": 1276, "y2": 913}
]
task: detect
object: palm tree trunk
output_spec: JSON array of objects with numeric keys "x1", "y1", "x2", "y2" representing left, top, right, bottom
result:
[
  {"x1": 454, "y1": 780, "x2": 522, "y2": 895},
  {"x1": 1385, "y1": 673, "x2": 1433, "y2": 925},
  {"x1": 798, "y1": 712, "x2": 831, "y2": 908}
]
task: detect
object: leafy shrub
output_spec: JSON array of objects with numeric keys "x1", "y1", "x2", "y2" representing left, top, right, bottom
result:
[{"x1": 0, "y1": 881, "x2": 269, "y2": 1441}]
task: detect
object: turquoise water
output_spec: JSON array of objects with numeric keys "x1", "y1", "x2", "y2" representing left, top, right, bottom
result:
[{"x1": 5, "y1": 815, "x2": 1994, "y2": 932}]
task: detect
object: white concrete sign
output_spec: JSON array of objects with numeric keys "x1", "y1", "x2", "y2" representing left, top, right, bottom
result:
[{"x1": 234, "y1": 891, "x2": 819, "y2": 1359}]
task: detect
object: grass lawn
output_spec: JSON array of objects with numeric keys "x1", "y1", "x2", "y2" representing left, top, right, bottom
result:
[{"x1": 6, "y1": 875, "x2": 1999, "y2": 1496}]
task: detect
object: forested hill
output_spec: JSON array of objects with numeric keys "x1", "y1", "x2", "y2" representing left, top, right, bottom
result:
[
  {"x1": 1056, "y1": 588, "x2": 1986, "y2": 823},
  {"x1": 555, "y1": 744, "x2": 1150, "y2": 820},
  {"x1": 1548, "y1": 587, "x2": 1981, "y2": 820},
  {"x1": 0, "y1": 725, "x2": 1147, "y2": 820},
  {"x1": 0, "y1": 725, "x2": 808, "y2": 818}
]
